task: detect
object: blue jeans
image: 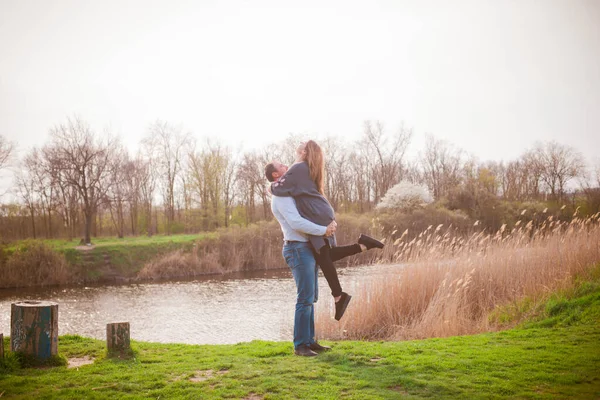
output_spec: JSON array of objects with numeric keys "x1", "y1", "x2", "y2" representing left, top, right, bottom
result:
[{"x1": 283, "y1": 241, "x2": 319, "y2": 349}]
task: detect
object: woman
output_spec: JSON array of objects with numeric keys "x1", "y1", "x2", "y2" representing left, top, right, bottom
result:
[{"x1": 270, "y1": 140, "x2": 384, "y2": 321}]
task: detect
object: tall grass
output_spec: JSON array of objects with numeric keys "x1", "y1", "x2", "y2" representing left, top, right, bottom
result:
[
  {"x1": 137, "y1": 214, "x2": 377, "y2": 280},
  {"x1": 0, "y1": 241, "x2": 70, "y2": 288},
  {"x1": 317, "y1": 211, "x2": 600, "y2": 341}
]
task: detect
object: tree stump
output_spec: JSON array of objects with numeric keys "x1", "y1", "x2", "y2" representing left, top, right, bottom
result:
[
  {"x1": 10, "y1": 301, "x2": 58, "y2": 360},
  {"x1": 0, "y1": 333, "x2": 4, "y2": 359},
  {"x1": 106, "y1": 322, "x2": 130, "y2": 354}
]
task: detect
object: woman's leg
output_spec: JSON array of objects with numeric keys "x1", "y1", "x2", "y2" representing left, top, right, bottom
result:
[
  {"x1": 328, "y1": 244, "x2": 362, "y2": 262},
  {"x1": 315, "y1": 245, "x2": 343, "y2": 298}
]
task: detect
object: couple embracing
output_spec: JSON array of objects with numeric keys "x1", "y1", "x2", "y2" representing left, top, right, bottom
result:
[{"x1": 265, "y1": 140, "x2": 384, "y2": 357}]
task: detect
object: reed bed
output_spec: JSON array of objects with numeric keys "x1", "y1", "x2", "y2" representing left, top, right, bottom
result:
[{"x1": 317, "y1": 211, "x2": 600, "y2": 341}]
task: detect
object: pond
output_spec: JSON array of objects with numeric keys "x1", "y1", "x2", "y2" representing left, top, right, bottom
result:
[{"x1": 0, "y1": 263, "x2": 403, "y2": 345}]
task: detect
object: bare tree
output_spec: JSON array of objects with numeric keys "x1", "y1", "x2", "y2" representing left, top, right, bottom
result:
[
  {"x1": 142, "y1": 121, "x2": 192, "y2": 235},
  {"x1": 420, "y1": 135, "x2": 463, "y2": 200},
  {"x1": 22, "y1": 148, "x2": 57, "y2": 238},
  {"x1": 122, "y1": 158, "x2": 143, "y2": 235},
  {"x1": 236, "y1": 151, "x2": 271, "y2": 224},
  {"x1": 533, "y1": 141, "x2": 586, "y2": 202},
  {"x1": 42, "y1": 144, "x2": 80, "y2": 240},
  {"x1": 46, "y1": 117, "x2": 119, "y2": 244},
  {"x1": 404, "y1": 159, "x2": 424, "y2": 185},
  {"x1": 0, "y1": 134, "x2": 14, "y2": 171},
  {"x1": 363, "y1": 120, "x2": 412, "y2": 204},
  {"x1": 319, "y1": 136, "x2": 346, "y2": 210},
  {"x1": 136, "y1": 154, "x2": 157, "y2": 236},
  {"x1": 278, "y1": 133, "x2": 307, "y2": 165},
  {"x1": 348, "y1": 149, "x2": 371, "y2": 212},
  {"x1": 222, "y1": 150, "x2": 238, "y2": 227},
  {"x1": 106, "y1": 147, "x2": 129, "y2": 238},
  {"x1": 188, "y1": 140, "x2": 240, "y2": 229},
  {"x1": 189, "y1": 140, "x2": 220, "y2": 230},
  {"x1": 14, "y1": 168, "x2": 38, "y2": 239},
  {"x1": 499, "y1": 160, "x2": 521, "y2": 200},
  {"x1": 0, "y1": 135, "x2": 15, "y2": 198}
]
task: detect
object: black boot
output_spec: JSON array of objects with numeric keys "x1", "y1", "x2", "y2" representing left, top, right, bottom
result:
[
  {"x1": 358, "y1": 234, "x2": 384, "y2": 250},
  {"x1": 335, "y1": 292, "x2": 352, "y2": 321}
]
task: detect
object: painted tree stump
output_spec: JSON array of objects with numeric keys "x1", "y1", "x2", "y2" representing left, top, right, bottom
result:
[
  {"x1": 106, "y1": 322, "x2": 130, "y2": 353},
  {"x1": 10, "y1": 301, "x2": 58, "y2": 360}
]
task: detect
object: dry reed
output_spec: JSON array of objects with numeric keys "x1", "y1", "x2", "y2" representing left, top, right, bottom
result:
[
  {"x1": 0, "y1": 241, "x2": 70, "y2": 288},
  {"x1": 317, "y1": 212, "x2": 600, "y2": 341}
]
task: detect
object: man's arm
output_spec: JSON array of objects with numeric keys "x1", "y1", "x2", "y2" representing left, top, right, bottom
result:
[{"x1": 274, "y1": 196, "x2": 327, "y2": 236}]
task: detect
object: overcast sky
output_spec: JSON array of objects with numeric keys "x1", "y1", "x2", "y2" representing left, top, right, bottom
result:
[{"x1": 1, "y1": 0, "x2": 599, "y2": 189}]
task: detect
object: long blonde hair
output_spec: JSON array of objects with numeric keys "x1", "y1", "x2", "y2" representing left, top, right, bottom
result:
[{"x1": 304, "y1": 140, "x2": 325, "y2": 195}]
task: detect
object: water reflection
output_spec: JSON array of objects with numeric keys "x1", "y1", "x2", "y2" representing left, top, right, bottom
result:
[{"x1": 0, "y1": 264, "x2": 403, "y2": 345}]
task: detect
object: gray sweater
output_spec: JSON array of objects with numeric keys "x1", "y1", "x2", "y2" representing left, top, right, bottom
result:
[{"x1": 271, "y1": 161, "x2": 337, "y2": 251}]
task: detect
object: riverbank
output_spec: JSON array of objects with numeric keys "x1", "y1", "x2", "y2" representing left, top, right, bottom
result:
[
  {"x1": 0, "y1": 214, "x2": 379, "y2": 289},
  {"x1": 0, "y1": 234, "x2": 215, "y2": 288},
  {"x1": 1, "y1": 279, "x2": 599, "y2": 399}
]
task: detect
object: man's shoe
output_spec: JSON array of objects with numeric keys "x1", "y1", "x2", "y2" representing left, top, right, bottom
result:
[
  {"x1": 335, "y1": 292, "x2": 352, "y2": 321},
  {"x1": 294, "y1": 345, "x2": 318, "y2": 357},
  {"x1": 358, "y1": 234, "x2": 384, "y2": 250},
  {"x1": 309, "y1": 342, "x2": 331, "y2": 353}
]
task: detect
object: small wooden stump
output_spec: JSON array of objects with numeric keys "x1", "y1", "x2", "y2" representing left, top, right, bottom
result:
[
  {"x1": 0, "y1": 333, "x2": 4, "y2": 359},
  {"x1": 11, "y1": 301, "x2": 58, "y2": 360},
  {"x1": 106, "y1": 322, "x2": 130, "y2": 354}
]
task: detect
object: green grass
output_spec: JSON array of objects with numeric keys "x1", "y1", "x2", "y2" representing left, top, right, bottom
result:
[
  {"x1": 489, "y1": 266, "x2": 600, "y2": 330},
  {"x1": 41, "y1": 234, "x2": 209, "y2": 252},
  {"x1": 1, "y1": 281, "x2": 599, "y2": 399}
]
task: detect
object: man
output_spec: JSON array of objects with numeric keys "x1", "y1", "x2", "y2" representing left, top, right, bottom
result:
[{"x1": 266, "y1": 161, "x2": 336, "y2": 357}]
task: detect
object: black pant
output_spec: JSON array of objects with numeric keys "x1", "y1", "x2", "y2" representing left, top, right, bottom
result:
[{"x1": 315, "y1": 242, "x2": 362, "y2": 297}]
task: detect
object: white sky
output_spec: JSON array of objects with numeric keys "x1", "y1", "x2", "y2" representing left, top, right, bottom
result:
[{"x1": 1, "y1": 0, "x2": 599, "y2": 191}]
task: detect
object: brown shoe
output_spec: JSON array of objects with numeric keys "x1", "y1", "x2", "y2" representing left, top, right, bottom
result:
[
  {"x1": 294, "y1": 345, "x2": 318, "y2": 357},
  {"x1": 309, "y1": 342, "x2": 331, "y2": 353}
]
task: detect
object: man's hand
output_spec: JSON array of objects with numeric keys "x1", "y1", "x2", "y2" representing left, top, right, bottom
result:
[{"x1": 325, "y1": 220, "x2": 337, "y2": 236}]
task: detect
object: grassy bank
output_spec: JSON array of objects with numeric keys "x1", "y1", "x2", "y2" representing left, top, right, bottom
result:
[
  {"x1": 1, "y1": 279, "x2": 599, "y2": 399},
  {"x1": 0, "y1": 234, "x2": 215, "y2": 288},
  {"x1": 0, "y1": 214, "x2": 379, "y2": 288}
]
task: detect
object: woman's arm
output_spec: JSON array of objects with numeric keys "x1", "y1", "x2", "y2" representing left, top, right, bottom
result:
[{"x1": 270, "y1": 162, "x2": 317, "y2": 197}]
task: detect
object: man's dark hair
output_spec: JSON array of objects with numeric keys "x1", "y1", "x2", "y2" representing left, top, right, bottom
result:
[{"x1": 264, "y1": 163, "x2": 277, "y2": 182}]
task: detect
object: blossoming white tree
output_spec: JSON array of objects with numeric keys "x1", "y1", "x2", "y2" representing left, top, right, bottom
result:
[{"x1": 376, "y1": 180, "x2": 433, "y2": 211}]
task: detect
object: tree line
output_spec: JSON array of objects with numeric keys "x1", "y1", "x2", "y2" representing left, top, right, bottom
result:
[{"x1": 0, "y1": 117, "x2": 598, "y2": 242}]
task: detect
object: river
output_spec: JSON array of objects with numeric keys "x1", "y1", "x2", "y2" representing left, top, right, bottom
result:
[{"x1": 0, "y1": 263, "x2": 403, "y2": 345}]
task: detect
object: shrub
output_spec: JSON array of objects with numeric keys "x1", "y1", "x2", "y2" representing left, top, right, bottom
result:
[
  {"x1": 377, "y1": 181, "x2": 433, "y2": 212},
  {"x1": 0, "y1": 241, "x2": 70, "y2": 288}
]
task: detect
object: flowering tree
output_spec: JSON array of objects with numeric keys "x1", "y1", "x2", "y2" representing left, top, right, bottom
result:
[{"x1": 376, "y1": 180, "x2": 433, "y2": 211}]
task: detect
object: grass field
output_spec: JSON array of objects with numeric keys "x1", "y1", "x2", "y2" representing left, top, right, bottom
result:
[
  {"x1": 1, "y1": 277, "x2": 599, "y2": 399},
  {"x1": 40, "y1": 234, "x2": 209, "y2": 251}
]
